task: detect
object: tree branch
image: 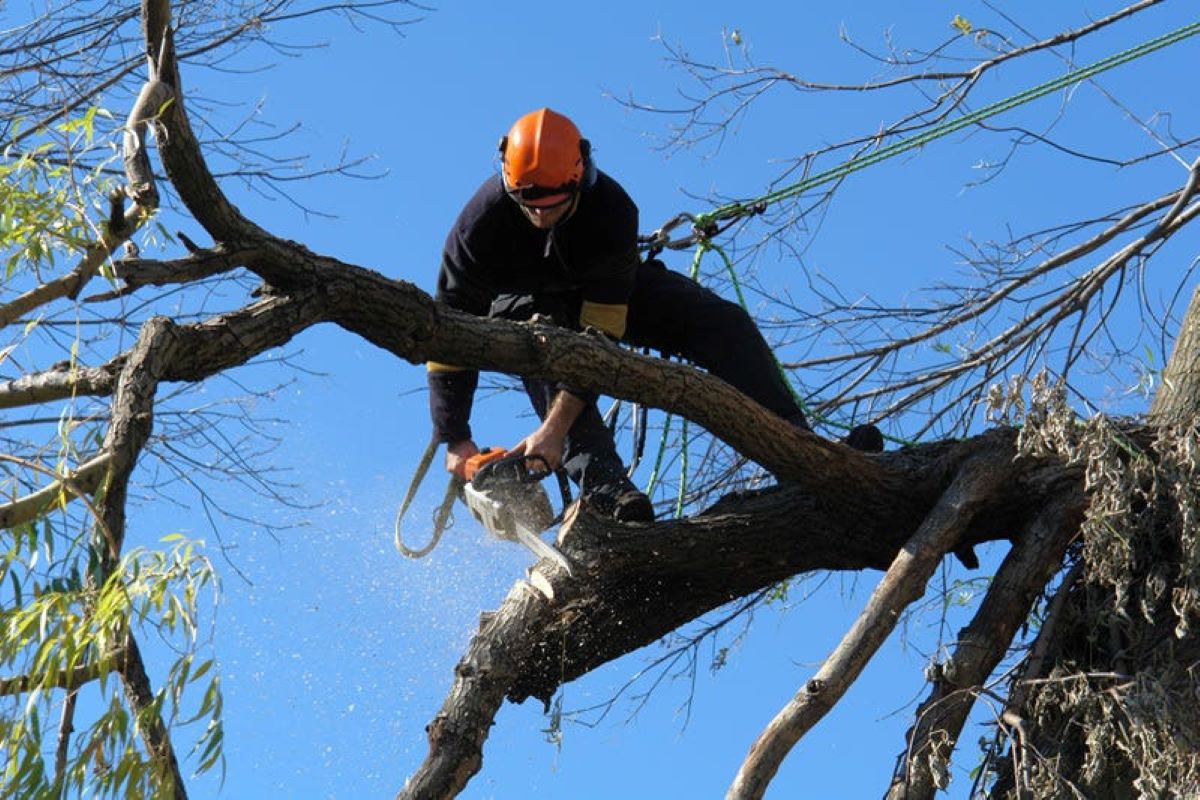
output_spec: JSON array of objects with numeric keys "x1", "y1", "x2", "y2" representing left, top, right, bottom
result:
[
  {"x1": 0, "y1": 452, "x2": 114, "y2": 530},
  {"x1": 397, "y1": 427, "x2": 1096, "y2": 799},
  {"x1": 885, "y1": 487, "x2": 1086, "y2": 800},
  {"x1": 0, "y1": 662, "x2": 105, "y2": 696},
  {"x1": 88, "y1": 241, "x2": 259, "y2": 301},
  {"x1": 725, "y1": 445, "x2": 1021, "y2": 800},
  {"x1": 144, "y1": 0, "x2": 264, "y2": 241}
]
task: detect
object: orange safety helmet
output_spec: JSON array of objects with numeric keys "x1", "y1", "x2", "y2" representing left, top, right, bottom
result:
[{"x1": 499, "y1": 108, "x2": 592, "y2": 199}]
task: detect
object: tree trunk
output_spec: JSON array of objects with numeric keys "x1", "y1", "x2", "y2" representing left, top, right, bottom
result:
[
  {"x1": 988, "y1": 284, "x2": 1200, "y2": 798},
  {"x1": 1150, "y1": 283, "x2": 1200, "y2": 425}
]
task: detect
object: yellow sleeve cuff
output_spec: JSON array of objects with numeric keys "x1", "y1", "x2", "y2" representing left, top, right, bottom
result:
[
  {"x1": 580, "y1": 301, "x2": 628, "y2": 339},
  {"x1": 426, "y1": 361, "x2": 467, "y2": 373}
]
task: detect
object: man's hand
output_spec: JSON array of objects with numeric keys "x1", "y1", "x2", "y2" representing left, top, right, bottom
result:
[
  {"x1": 512, "y1": 391, "x2": 586, "y2": 472},
  {"x1": 445, "y1": 439, "x2": 480, "y2": 478},
  {"x1": 512, "y1": 425, "x2": 567, "y2": 472}
]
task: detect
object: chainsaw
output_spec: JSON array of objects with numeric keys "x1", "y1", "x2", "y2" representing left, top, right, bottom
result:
[
  {"x1": 459, "y1": 448, "x2": 574, "y2": 575},
  {"x1": 394, "y1": 442, "x2": 574, "y2": 575}
]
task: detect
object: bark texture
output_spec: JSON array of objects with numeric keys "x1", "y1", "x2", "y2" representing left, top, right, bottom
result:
[
  {"x1": 886, "y1": 488, "x2": 1086, "y2": 800},
  {"x1": 1150, "y1": 283, "x2": 1200, "y2": 426},
  {"x1": 398, "y1": 430, "x2": 1087, "y2": 799}
]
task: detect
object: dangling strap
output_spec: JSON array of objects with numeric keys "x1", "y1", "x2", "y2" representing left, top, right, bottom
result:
[{"x1": 394, "y1": 436, "x2": 461, "y2": 558}]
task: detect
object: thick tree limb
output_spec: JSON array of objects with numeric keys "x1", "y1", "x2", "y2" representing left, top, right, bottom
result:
[
  {"x1": 2, "y1": 254, "x2": 869, "y2": 488},
  {"x1": 725, "y1": 445, "x2": 1019, "y2": 800},
  {"x1": 93, "y1": 316, "x2": 189, "y2": 796},
  {"x1": 885, "y1": 487, "x2": 1086, "y2": 800},
  {"x1": 398, "y1": 430, "x2": 1089, "y2": 799}
]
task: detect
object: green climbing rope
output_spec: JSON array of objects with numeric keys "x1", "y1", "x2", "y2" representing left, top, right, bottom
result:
[
  {"x1": 660, "y1": 18, "x2": 1200, "y2": 444},
  {"x1": 691, "y1": 19, "x2": 1200, "y2": 231},
  {"x1": 639, "y1": 19, "x2": 1200, "y2": 505}
]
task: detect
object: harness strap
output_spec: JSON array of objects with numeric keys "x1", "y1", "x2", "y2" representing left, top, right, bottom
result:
[{"x1": 394, "y1": 436, "x2": 461, "y2": 559}]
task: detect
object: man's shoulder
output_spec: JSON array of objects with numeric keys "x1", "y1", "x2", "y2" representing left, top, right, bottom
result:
[
  {"x1": 461, "y1": 174, "x2": 508, "y2": 213},
  {"x1": 451, "y1": 175, "x2": 515, "y2": 234},
  {"x1": 591, "y1": 170, "x2": 635, "y2": 207},
  {"x1": 577, "y1": 170, "x2": 637, "y2": 234}
]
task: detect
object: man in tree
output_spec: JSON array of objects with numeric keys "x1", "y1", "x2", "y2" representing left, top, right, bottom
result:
[{"x1": 428, "y1": 108, "x2": 862, "y2": 523}]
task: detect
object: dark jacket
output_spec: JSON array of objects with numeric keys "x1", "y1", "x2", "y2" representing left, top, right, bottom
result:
[{"x1": 428, "y1": 171, "x2": 641, "y2": 443}]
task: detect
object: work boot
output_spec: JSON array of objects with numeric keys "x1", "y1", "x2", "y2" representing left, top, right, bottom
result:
[
  {"x1": 585, "y1": 479, "x2": 655, "y2": 524},
  {"x1": 842, "y1": 423, "x2": 884, "y2": 453},
  {"x1": 612, "y1": 489, "x2": 655, "y2": 524}
]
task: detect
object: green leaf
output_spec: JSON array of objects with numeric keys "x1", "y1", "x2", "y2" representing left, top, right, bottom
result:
[
  {"x1": 952, "y1": 14, "x2": 973, "y2": 34},
  {"x1": 190, "y1": 659, "x2": 214, "y2": 683}
]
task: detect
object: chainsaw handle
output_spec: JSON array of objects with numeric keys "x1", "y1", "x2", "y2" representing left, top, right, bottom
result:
[
  {"x1": 472, "y1": 452, "x2": 552, "y2": 488},
  {"x1": 458, "y1": 447, "x2": 508, "y2": 481},
  {"x1": 514, "y1": 453, "x2": 552, "y2": 482}
]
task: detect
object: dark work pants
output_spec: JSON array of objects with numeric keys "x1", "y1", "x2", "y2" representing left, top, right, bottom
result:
[{"x1": 490, "y1": 259, "x2": 806, "y2": 498}]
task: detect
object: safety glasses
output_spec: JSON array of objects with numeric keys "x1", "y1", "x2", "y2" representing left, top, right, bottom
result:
[{"x1": 506, "y1": 183, "x2": 576, "y2": 209}]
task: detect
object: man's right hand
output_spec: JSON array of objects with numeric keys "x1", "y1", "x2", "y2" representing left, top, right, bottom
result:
[{"x1": 445, "y1": 439, "x2": 480, "y2": 479}]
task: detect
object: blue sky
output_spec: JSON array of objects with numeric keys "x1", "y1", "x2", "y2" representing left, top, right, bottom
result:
[{"x1": 91, "y1": 1, "x2": 1200, "y2": 798}]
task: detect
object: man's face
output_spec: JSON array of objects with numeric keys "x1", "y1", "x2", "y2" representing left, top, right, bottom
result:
[
  {"x1": 509, "y1": 189, "x2": 577, "y2": 229},
  {"x1": 520, "y1": 197, "x2": 575, "y2": 229}
]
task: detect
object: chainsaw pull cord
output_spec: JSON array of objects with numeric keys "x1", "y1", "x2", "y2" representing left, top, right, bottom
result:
[{"x1": 394, "y1": 435, "x2": 460, "y2": 559}]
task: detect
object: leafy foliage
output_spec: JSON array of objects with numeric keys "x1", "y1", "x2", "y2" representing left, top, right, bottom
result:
[
  {"x1": 1, "y1": 108, "x2": 116, "y2": 280},
  {"x1": 1, "y1": 530, "x2": 223, "y2": 799},
  {"x1": 1, "y1": 116, "x2": 223, "y2": 799}
]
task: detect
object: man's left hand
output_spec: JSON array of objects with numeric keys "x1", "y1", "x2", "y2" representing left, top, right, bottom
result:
[{"x1": 512, "y1": 425, "x2": 565, "y2": 473}]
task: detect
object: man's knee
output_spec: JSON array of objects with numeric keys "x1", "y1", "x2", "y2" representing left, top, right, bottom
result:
[{"x1": 489, "y1": 294, "x2": 537, "y2": 322}]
